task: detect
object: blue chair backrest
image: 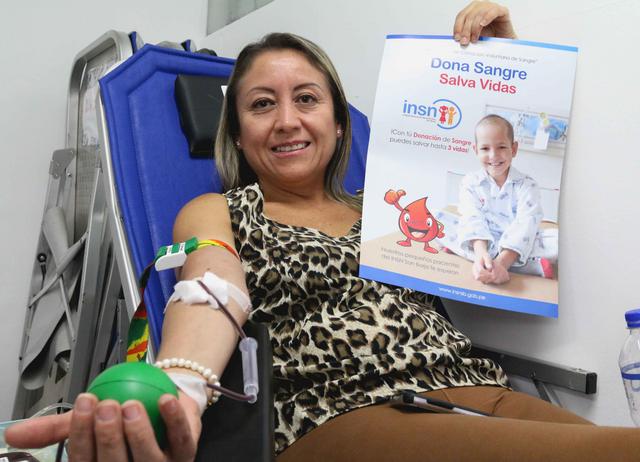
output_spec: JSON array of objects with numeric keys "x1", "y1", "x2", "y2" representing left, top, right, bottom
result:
[{"x1": 99, "y1": 45, "x2": 370, "y2": 350}]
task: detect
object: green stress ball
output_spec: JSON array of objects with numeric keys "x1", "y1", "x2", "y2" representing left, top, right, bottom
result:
[{"x1": 87, "y1": 362, "x2": 178, "y2": 447}]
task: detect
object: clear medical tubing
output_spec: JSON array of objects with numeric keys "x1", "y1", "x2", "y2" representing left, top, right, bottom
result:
[
  {"x1": 620, "y1": 308, "x2": 640, "y2": 426},
  {"x1": 239, "y1": 337, "x2": 259, "y2": 404}
]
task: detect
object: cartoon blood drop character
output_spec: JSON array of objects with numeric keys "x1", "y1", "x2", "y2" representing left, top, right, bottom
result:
[{"x1": 384, "y1": 189, "x2": 445, "y2": 254}]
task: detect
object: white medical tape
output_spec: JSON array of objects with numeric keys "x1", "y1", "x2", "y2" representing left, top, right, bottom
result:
[
  {"x1": 166, "y1": 372, "x2": 208, "y2": 415},
  {"x1": 167, "y1": 271, "x2": 252, "y2": 314}
]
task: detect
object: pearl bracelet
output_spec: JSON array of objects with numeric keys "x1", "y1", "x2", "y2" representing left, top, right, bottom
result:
[{"x1": 154, "y1": 358, "x2": 222, "y2": 405}]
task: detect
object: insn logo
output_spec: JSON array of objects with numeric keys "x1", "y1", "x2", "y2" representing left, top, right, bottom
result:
[
  {"x1": 402, "y1": 98, "x2": 462, "y2": 130},
  {"x1": 402, "y1": 100, "x2": 438, "y2": 119}
]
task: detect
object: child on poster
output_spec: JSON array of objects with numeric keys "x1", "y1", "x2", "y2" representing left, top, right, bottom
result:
[{"x1": 437, "y1": 114, "x2": 557, "y2": 285}]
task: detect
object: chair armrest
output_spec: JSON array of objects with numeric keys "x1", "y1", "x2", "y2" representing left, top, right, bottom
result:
[
  {"x1": 196, "y1": 321, "x2": 274, "y2": 461},
  {"x1": 470, "y1": 344, "x2": 597, "y2": 395}
]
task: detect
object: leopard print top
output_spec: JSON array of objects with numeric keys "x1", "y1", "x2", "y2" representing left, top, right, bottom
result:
[{"x1": 225, "y1": 183, "x2": 508, "y2": 454}]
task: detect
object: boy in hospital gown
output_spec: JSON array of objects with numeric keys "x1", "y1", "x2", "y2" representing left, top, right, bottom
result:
[{"x1": 437, "y1": 115, "x2": 557, "y2": 285}]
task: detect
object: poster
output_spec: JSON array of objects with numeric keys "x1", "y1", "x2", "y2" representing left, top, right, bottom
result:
[{"x1": 360, "y1": 35, "x2": 578, "y2": 317}]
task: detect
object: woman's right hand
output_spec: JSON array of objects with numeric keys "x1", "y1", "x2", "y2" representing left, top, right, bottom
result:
[
  {"x1": 5, "y1": 392, "x2": 202, "y2": 461},
  {"x1": 454, "y1": 1, "x2": 517, "y2": 45}
]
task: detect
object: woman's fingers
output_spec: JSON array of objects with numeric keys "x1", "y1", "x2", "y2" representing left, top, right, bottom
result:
[
  {"x1": 454, "y1": 1, "x2": 484, "y2": 44},
  {"x1": 454, "y1": 1, "x2": 516, "y2": 44},
  {"x1": 67, "y1": 393, "x2": 98, "y2": 460},
  {"x1": 159, "y1": 395, "x2": 198, "y2": 462},
  {"x1": 7, "y1": 395, "x2": 185, "y2": 462},
  {"x1": 458, "y1": 3, "x2": 486, "y2": 44},
  {"x1": 469, "y1": 10, "x2": 488, "y2": 43},
  {"x1": 453, "y1": 2, "x2": 473, "y2": 43},
  {"x1": 472, "y1": 3, "x2": 514, "y2": 41},
  {"x1": 121, "y1": 400, "x2": 165, "y2": 462},
  {"x1": 5, "y1": 412, "x2": 72, "y2": 449},
  {"x1": 93, "y1": 399, "x2": 129, "y2": 461}
]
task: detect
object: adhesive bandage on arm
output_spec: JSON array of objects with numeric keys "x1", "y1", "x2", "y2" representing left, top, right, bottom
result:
[
  {"x1": 167, "y1": 271, "x2": 252, "y2": 314},
  {"x1": 166, "y1": 372, "x2": 210, "y2": 415}
]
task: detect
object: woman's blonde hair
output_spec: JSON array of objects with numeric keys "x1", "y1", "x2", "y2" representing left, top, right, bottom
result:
[{"x1": 214, "y1": 33, "x2": 359, "y2": 208}]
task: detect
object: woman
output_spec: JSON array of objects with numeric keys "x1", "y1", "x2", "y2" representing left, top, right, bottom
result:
[{"x1": 8, "y1": 2, "x2": 640, "y2": 461}]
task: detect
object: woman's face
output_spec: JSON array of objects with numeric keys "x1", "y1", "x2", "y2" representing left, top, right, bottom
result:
[{"x1": 235, "y1": 49, "x2": 340, "y2": 190}]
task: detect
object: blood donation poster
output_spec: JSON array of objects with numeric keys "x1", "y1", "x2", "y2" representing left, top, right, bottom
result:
[{"x1": 360, "y1": 35, "x2": 578, "y2": 317}]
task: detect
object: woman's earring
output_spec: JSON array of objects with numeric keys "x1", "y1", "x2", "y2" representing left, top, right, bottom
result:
[
  {"x1": 337, "y1": 128, "x2": 342, "y2": 137},
  {"x1": 235, "y1": 140, "x2": 241, "y2": 149}
]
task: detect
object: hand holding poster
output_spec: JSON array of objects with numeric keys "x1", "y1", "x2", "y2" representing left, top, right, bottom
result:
[{"x1": 360, "y1": 36, "x2": 578, "y2": 317}]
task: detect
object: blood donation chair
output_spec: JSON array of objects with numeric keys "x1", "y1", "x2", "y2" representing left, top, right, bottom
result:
[{"x1": 15, "y1": 31, "x2": 598, "y2": 462}]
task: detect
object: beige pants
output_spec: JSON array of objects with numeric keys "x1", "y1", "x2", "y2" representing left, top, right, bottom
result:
[{"x1": 278, "y1": 386, "x2": 638, "y2": 462}]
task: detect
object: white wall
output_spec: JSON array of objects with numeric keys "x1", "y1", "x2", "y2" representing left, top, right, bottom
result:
[
  {"x1": 200, "y1": 0, "x2": 640, "y2": 426},
  {"x1": 0, "y1": 0, "x2": 208, "y2": 420},
  {"x1": 207, "y1": 0, "x2": 274, "y2": 34}
]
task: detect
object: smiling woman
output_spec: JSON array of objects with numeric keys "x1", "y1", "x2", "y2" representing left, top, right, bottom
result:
[
  {"x1": 234, "y1": 49, "x2": 340, "y2": 193},
  {"x1": 215, "y1": 33, "x2": 358, "y2": 213}
]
